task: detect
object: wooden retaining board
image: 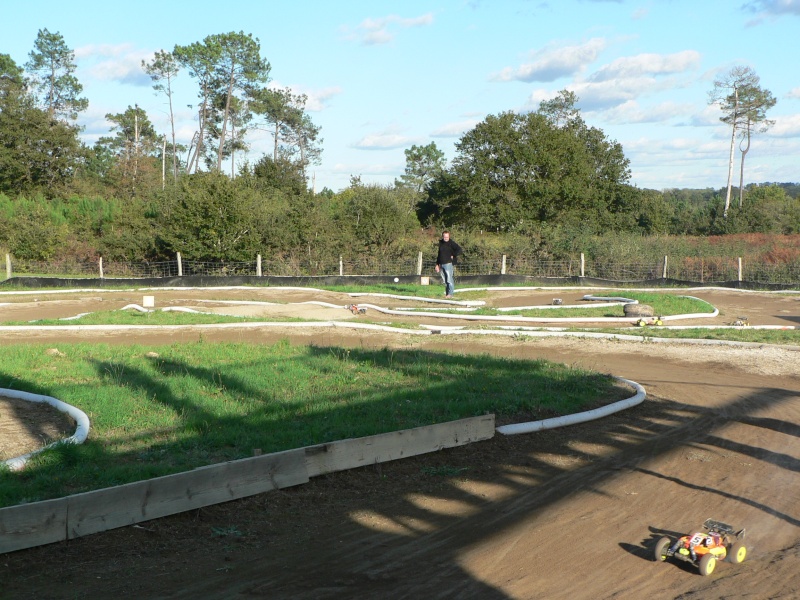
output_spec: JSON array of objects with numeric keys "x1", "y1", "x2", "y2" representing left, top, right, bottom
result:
[
  {"x1": 305, "y1": 415, "x2": 496, "y2": 477},
  {"x1": 0, "y1": 416, "x2": 495, "y2": 554},
  {"x1": 67, "y1": 448, "x2": 308, "y2": 538}
]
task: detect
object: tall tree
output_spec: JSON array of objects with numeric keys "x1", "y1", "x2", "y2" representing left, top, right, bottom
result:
[
  {"x1": 251, "y1": 86, "x2": 303, "y2": 161},
  {"x1": 537, "y1": 89, "x2": 582, "y2": 128},
  {"x1": 708, "y1": 66, "x2": 759, "y2": 218},
  {"x1": 0, "y1": 53, "x2": 25, "y2": 95},
  {"x1": 206, "y1": 31, "x2": 270, "y2": 171},
  {"x1": 142, "y1": 50, "x2": 180, "y2": 181},
  {"x1": 399, "y1": 142, "x2": 446, "y2": 193},
  {"x1": 24, "y1": 28, "x2": 88, "y2": 121},
  {"x1": 0, "y1": 83, "x2": 82, "y2": 195},
  {"x1": 174, "y1": 40, "x2": 220, "y2": 174},
  {"x1": 251, "y1": 86, "x2": 321, "y2": 182},
  {"x1": 735, "y1": 83, "x2": 776, "y2": 208},
  {"x1": 97, "y1": 105, "x2": 160, "y2": 196}
]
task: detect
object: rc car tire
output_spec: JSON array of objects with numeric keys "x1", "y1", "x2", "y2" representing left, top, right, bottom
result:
[
  {"x1": 654, "y1": 536, "x2": 671, "y2": 562},
  {"x1": 728, "y1": 541, "x2": 747, "y2": 563},
  {"x1": 698, "y1": 553, "x2": 716, "y2": 576}
]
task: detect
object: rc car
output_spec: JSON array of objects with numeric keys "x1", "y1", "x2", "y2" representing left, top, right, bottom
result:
[
  {"x1": 636, "y1": 316, "x2": 664, "y2": 327},
  {"x1": 345, "y1": 304, "x2": 367, "y2": 315},
  {"x1": 653, "y1": 518, "x2": 746, "y2": 576}
]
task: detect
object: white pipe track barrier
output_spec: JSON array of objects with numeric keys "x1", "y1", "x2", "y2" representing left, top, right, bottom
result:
[
  {"x1": 496, "y1": 377, "x2": 646, "y2": 435},
  {"x1": 1, "y1": 388, "x2": 90, "y2": 471}
]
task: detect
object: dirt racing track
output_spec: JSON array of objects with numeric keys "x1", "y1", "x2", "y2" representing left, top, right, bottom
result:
[{"x1": 1, "y1": 286, "x2": 799, "y2": 600}]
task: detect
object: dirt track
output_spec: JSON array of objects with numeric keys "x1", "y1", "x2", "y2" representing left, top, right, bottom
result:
[{"x1": 1, "y1": 287, "x2": 799, "y2": 599}]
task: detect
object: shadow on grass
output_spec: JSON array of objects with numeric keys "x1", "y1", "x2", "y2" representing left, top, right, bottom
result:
[{"x1": 2, "y1": 344, "x2": 799, "y2": 598}]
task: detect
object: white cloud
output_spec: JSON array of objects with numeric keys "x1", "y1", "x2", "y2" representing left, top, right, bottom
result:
[
  {"x1": 766, "y1": 113, "x2": 800, "y2": 137},
  {"x1": 681, "y1": 104, "x2": 725, "y2": 127},
  {"x1": 268, "y1": 81, "x2": 342, "y2": 112},
  {"x1": 353, "y1": 131, "x2": 424, "y2": 150},
  {"x1": 600, "y1": 100, "x2": 696, "y2": 124},
  {"x1": 491, "y1": 37, "x2": 607, "y2": 83},
  {"x1": 742, "y1": 0, "x2": 800, "y2": 25},
  {"x1": 589, "y1": 50, "x2": 701, "y2": 82},
  {"x1": 431, "y1": 119, "x2": 479, "y2": 137},
  {"x1": 77, "y1": 43, "x2": 151, "y2": 86},
  {"x1": 342, "y1": 13, "x2": 434, "y2": 46},
  {"x1": 786, "y1": 87, "x2": 800, "y2": 100}
]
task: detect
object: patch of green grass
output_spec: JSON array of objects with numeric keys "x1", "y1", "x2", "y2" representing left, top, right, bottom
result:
[
  {"x1": 588, "y1": 326, "x2": 800, "y2": 346},
  {"x1": 0, "y1": 341, "x2": 626, "y2": 507},
  {"x1": 4, "y1": 310, "x2": 308, "y2": 326}
]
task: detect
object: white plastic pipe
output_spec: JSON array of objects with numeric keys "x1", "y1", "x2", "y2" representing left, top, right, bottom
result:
[
  {"x1": 1, "y1": 388, "x2": 91, "y2": 471},
  {"x1": 496, "y1": 377, "x2": 646, "y2": 435}
]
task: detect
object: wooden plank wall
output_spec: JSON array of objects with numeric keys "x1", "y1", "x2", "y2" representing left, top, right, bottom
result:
[{"x1": 0, "y1": 415, "x2": 495, "y2": 554}]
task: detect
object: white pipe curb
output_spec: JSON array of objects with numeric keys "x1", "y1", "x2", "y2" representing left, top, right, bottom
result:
[
  {"x1": 496, "y1": 377, "x2": 646, "y2": 435},
  {"x1": 1, "y1": 388, "x2": 91, "y2": 471}
]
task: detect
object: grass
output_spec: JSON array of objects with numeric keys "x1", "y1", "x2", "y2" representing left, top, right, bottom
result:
[
  {"x1": 0, "y1": 341, "x2": 626, "y2": 507},
  {"x1": 7, "y1": 310, "x2": 307, "y2": 326},
  {"x1": 589, "y1": 326, "x2": 800, "y2": 345}
]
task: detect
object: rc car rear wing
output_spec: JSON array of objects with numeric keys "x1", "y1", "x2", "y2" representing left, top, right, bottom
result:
[{"x1": 703, "y1": 518, "x2": 745, "y2": 539}]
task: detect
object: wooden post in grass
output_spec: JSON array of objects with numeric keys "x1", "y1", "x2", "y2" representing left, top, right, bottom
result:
[
  {"x1": 177, "y1": 252, "x2": 182, "y2": 277},
  {"x1": 339, "y1": 256, "x2": 343, "y2": 276},
  {"x1": 501, "y1": 254, "x2": 507, "y2": 275},
  {"x1": 257, "y1": 254, "x2": 262, "y2": 277},
  {"x1": 5, "y1": 254, "x2": 10, "y2": 279},
  {"x1": 580, "y1": 253, "x2": 585, "y2": 278},
  {"x1": 738, "y1": 257, "x2": 742, "y2": 282},
  {"x1": 663, "y1": 256, "x2": 668, "y2": 279},
  {"x1": 417, "y1": 251, "x2": 423, "y2": 275},
  {"x1": 99, "y1": 257, "x2": 104, "y2": 279}
]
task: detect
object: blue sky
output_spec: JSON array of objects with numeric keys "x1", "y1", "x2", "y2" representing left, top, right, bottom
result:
[{"x1": 3, "y1": 0, "x2": 799, "y2": 192}]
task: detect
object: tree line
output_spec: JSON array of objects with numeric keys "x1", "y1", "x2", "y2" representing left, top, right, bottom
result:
[{"x1": 1, "y1": 30, "x2": 797, "y2": 267}]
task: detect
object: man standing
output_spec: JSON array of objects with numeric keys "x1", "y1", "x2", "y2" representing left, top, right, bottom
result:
[{"x1": 435, "y1": 230, "x2": 463, "y2": 299}]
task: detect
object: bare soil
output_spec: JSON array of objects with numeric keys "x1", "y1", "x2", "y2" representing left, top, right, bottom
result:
[{"x1": 1, "y1": 287, "x2": 799, "y2": 600}]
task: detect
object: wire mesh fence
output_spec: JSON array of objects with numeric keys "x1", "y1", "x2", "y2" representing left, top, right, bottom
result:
[{"x1": 3, "y1": 253, "x2": 799, "y2": 286}]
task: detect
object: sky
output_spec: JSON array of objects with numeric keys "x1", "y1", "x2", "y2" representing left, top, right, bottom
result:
[{"x1": 3, "y1": 0, "x2": 800, "y2": 193}]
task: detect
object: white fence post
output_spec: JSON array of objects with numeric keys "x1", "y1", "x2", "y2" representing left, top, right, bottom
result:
[
  {"x1": 99, "y1": 257, "x2": 104, "y2": 279},
  {"x1": 416, "y1": 251, "x2": 423, "y2": 276},
  {"x1": 257, "y1": 254, "x2": 262, "y2": 277},
  {"x1": 177, "y1": 252, "x2": 182, "y2": 277},
  {"x1": 5, "y1": 254, "x2": 10, "y2": 280},
  {"x1": 662, "y1": 255, "x2": 668, "y2": 279},
  {"x1": 738, "y1": 257, "x2": 742, "y2": 282},
  {"x1": 580, "y1": 253, "x2": 585, "y2": 278},
  {"x1": 501, "y1": 254, "x2": 507, "y2": 275},
  {"x1": 339, "y1": 256, "x2": 343, "y2": 276}
]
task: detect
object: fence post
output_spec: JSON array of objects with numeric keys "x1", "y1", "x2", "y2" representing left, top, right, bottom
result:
[
  {"x1": 99, "y1": 257, "x2": 104, "y2": 279},
  {"x1": 5, "y1": 254, "x2": 10, "y2": 280},
  {"x1": 257, "y1": 254, "x2": 262, "y2": 277},
  {"x1": 501, "y1": 254, "x2": 507, "y2": 275},
  {"x1": 177, "y1": 252, "x2": 182, "y2": 277},
  {"x1": 416, "y1": 251, "x2": 423, "y2": 276},
  {"x1": 738, "y1": 257, "x2": 742, "y2": 282},
  {"x1": 662, "y1": 255, "x2": 668, "y2": 279},
  {"x1": 580, "y1": 253, "x2": 585, "y2": 278},
  {"x1": 339, "y1": 256, "x2": 343, "y2": 276}
]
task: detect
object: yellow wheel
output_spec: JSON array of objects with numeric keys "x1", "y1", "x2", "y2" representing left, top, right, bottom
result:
[
  {"x1": 728, "y1": 541, "x2": 747, "y2": 564},
  {"x1": 654, "y1": 536, "x2": 671, "y2": 562},
  {"x1": 698, "y1": 553, "x2": 716, "y2": 576}
]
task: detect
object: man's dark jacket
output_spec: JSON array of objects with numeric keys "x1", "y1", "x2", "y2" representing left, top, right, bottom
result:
[{"x1": 436, "y1": 238, "x2": 463, "y2": 266}]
